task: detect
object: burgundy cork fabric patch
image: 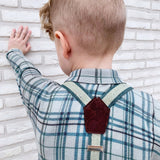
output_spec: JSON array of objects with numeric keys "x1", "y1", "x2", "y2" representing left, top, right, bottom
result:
[{"x1": 83, "y1": 97, "x2": 110, "y2": 134}]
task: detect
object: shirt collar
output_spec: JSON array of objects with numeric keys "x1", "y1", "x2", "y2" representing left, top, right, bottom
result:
[{"x1": 65, "y1": 68, "x2": 124, "y2": 84}]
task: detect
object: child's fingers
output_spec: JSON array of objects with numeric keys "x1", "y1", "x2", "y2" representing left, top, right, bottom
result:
[
  {"x1": 15, "y1": 26, "x2": 23, "y2": 39},
  {"x1": 10, "y1": 29, "x2": 16, "y2": 38},
  {"x1": 26, "y1": 42, "x2": 31, "y2": 49},
  {"x1": 24, "y1": 30, "x2": 32, "y2": 43},
  {"x1": 25, "y1": 42, "x2": 31, "y2": 53},
  {"x1": 20, "y1": 26, "x2": 28, "y2": 40}
]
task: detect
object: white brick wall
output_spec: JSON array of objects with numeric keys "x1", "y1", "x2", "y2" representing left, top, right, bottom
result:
[{"x1": 0, "y1": 0, "x2": 159, "y2": 159}]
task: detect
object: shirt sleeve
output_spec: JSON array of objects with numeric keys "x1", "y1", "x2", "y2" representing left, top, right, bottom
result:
[
  {"x1": 6, "y1": 48, "x2": 61, "y2": 116},
  {"x1": 151, "y1": 97, "x2": 160, "y2": 158}
]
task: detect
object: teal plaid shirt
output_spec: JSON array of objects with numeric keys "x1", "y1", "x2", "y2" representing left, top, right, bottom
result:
[{"x1": 6, "y1": 48, "x2": 160, "y2": 160}]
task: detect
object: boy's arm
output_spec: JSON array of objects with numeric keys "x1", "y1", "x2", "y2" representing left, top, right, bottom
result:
[{"x1": 6, "y1": 26, "x2": 60, "y2": 115}]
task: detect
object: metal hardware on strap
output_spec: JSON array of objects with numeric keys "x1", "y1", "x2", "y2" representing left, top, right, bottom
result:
[
  {"x1": 90, "y1": 134, "x2": 102, "y2": 160},
  {"x1": 88, "y1": 145, "x2": 104, "y2": 152}
]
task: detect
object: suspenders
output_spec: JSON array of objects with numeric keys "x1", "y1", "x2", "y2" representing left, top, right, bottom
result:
[{"x1": 62, "y1": 81, "x2": 133, "y2": 160}]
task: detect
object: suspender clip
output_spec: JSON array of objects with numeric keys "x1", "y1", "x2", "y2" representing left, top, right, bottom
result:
[{"x1": 87, "y1": 145, "x2": 104, "y2": 152}]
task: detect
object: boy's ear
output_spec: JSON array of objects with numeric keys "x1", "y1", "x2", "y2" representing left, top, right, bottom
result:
[{"x1": 54, "y1": 31, "x2": 71, "y2": 59}]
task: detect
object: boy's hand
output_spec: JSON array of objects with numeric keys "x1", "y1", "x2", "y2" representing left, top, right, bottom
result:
[{"x1": 8, "y1": 26, "x2": 32, "y2": 55}]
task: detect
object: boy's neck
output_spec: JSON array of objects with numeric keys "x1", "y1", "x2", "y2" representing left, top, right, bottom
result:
[{"x1": 71, "y1": 53, "x2": 113, "y2": 72}]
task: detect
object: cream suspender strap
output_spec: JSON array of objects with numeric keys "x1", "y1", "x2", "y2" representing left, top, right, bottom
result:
[
  {"x1": 101, "y1": 83, "x2": 133, "y2": 108},
  {"x1": 62, "y1": 81, "x2": 133, "y2": 160},
  {"x1": 62, "y1": 81, "x2": 91, "y2": 106}
]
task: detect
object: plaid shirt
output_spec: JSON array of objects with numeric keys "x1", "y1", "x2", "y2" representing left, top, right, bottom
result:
[{"x1": 6, "y1": 48, "x2": 160, "y2": 160}]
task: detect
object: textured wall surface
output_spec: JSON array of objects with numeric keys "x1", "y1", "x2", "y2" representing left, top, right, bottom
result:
[{"x1": 0, "y1": 0, "x2": 160, "y2": 159}]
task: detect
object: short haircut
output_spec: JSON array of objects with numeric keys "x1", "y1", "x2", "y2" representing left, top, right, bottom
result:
[{"x1": 39, "y1": 0, "x2": 126, "y2": 55}]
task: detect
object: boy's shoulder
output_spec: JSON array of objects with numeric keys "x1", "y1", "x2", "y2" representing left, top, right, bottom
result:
[
  {"x1": 132, "y1": 88, "x2": 153, "y2": 103},
  {"x1": 132, "y1": 87, "x2": 159, "y2": 105},
  {"x1": 130, "y1": 87, "x2": 160, "y2": 117}
]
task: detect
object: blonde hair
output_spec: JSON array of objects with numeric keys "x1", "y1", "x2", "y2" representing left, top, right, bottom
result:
[{"x1": 39, "y1": 0, "x2": 126, "y2": 54}]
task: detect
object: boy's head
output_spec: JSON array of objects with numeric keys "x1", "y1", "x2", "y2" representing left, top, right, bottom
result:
[{"x1": 39, "y1": 0, "x2": 126, "y2": 75}]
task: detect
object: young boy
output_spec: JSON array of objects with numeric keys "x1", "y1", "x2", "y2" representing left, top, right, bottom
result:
[{"x1": 6, "y1": 0, "x2": 160, "y2": 159}]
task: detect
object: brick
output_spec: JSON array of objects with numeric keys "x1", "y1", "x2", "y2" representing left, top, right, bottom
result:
[
  {"x1": 0, "y1": 125, "x2": 4, "y2": 135},
  {"x1": 124, "y1": 30, "x2": 136, "y2": 40},
  {"x1": 0, "y1": 73, "x2": 1, "y2": 80},
  {"x1": 135, "y1": 51, "x2": 160, "y2": 59},
  {"x1": 11, "y1": 152, "x2": 38, "y2": 160},
  {"x1": 0, "y1": 54, "x2": 10, "y2": 66},
  {"x1": 126, "y1": 20, "x2": 150, "y2": 29},
  {"x1": 136, "y1": 31, "x2": 160, "y2": 40},
  {"x1": 28, "y1": 25, "x2": 41, "y2": 37},
  {"x1": 152, "y1": 1, "x2": 160, "y2": 10},
  {"x1": 6, "y1": 120, "x2": 32, "y2": 134},
  {"x1": 44, "y1": 54, "x2": 58, "y2": 65},
  {"x1": 0, "y1": 108, "x2": 27, "y2": 122},
  {"x1": 144, "y1": 77, "x2": 160, "y2": 86},
  {"x1": 0, "y1": 41, "x2": 8, "y2": 52},
  {"x1": 127, "y1": 9, "x2": 159, "y2": 20},
  {"x1": 113, "y1": 51, "x2": 134, "y2": 61},
  {"x1": 2, "y1": 10, "x2": 40, "y2": 22},
  {"x1": 152, "y1": 22, "x2": 160, "y2": 30},
  {"x1": 0, "y1": 25, "x2": 41, "y2": 37},
  {"x1": 30, "y1": 39, "x2": 56, "y2": 51},
  {"x1": 0, "y1": 99, "x2": 3, "y2": 109},
  {"x1": 124, "y1": 0, "x2": 150, "y2": 9},
  {"x1": 132, "y1": 69, "x2": 160, "y2": 79},
  {"x1": 136, "y1": 31, "x2": 154, "y2": 40},
  {"x1": 3, "y1": 69, "x2": 16, "y2": 80},
  {"x1": 0, "y1": 132, "x2": 35, "y2": 147},
  {"x1": 113, "y1": 61, "x2": 145, "y2": 70},
  {"x1": 0, "y1": 0, "x2": 18, "y2": 7},
  {"x1": 0, "y1": 146, "x2": 21, "y2": 159},
  {"x1": 0, "y1": 82, "x2": 19, "y2": 95},
  {"x1": 125, "y1": 79, "x2": 144, "y2": 88},
  {"x1": 118, "y1": 71, "x2": 132, "y2": 80},
  {"x1": 23, "y1": 142, "x2": 37, "y2": 152},
  {"x1": 5, "y1": 96, "x2": 23, "y2": 107},
  {"x1": 0, "y1": 71, "x2": 2, "y2": 81},
  {"x1": 155, "y1": 42, "x2": 160, "y2": 49},
  {"x1": 21, "y1": 0, "x2": 48, "y2": 8},
  {"x1": 39, "y1": 65, "x2": 64, "y2": 77},
  {"x1": 146, "y1": 60, "x2": 160, "y2": 68},
  {"x1": 121, "y1": 41, "x2": 154, "y2": 50},
  {"x1": 153, "y1": 85, "x2": 160, "y2": 93},
  {"x1": 26, "y1": 54, "x2": 42, "y2": 65}
]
